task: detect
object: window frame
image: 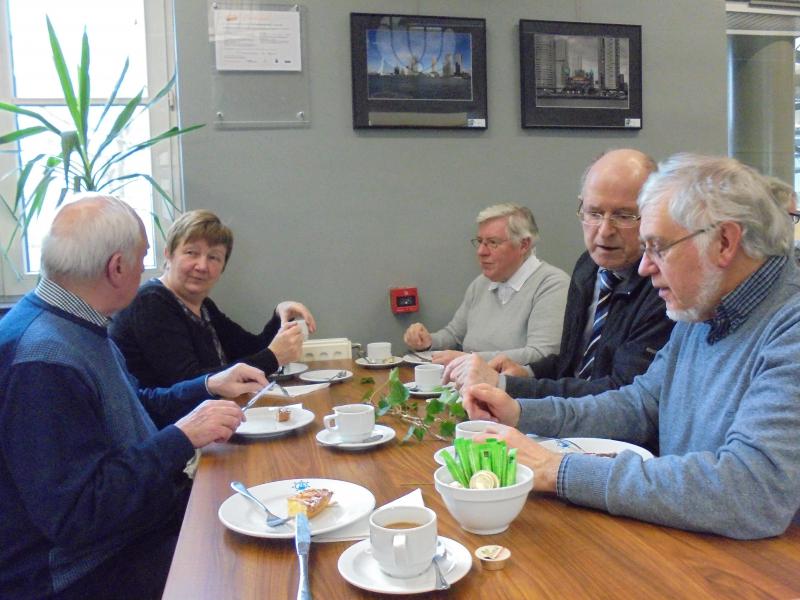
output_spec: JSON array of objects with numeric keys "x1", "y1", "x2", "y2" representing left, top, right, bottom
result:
[{"x1": 0, "y1": 0, "x2": 182, "y2": 295}]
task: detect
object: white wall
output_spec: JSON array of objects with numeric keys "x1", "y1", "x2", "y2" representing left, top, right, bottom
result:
[{"x1": 172, "y1": 0, "x2": 727, "y2": 350}]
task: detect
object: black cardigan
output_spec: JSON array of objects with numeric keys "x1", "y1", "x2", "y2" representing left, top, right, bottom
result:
[
  {"x1": 505, "y1": 251, "x2": 675, "y2": 399},
  {"x1": 110, "y1": 279, "x2": 280, "y2": 388}
]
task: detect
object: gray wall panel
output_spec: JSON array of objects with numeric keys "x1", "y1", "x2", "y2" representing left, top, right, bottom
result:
[{"x1": 172, "y1": 0, "x2": 727, "y2": 352}]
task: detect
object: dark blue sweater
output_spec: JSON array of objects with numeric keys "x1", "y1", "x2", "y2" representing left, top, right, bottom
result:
[{"x1": 0, "y1": 293, "x2": 204, "y2": 598}]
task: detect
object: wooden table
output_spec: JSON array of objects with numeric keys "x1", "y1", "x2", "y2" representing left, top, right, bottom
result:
[{"x1": 163, "y1": 360, "x2": 800, "y2": 599}]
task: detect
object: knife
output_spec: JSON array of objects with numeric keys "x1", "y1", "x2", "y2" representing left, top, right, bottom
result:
[{"x1": 295, "y1": 512, "x2": 312, "y2": 600}]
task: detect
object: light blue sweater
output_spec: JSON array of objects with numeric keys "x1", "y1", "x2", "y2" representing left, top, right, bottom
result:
[{"x1": 518, "y1": 258, "x2": 800, "y2": 539}]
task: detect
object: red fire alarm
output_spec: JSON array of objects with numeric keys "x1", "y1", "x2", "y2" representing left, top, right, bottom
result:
[{"x1": 390, "y1": 287, "x2": 419, "y2": 314}]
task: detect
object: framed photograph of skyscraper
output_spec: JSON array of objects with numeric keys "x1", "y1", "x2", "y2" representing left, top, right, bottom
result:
[
  {"x1": 350, "y1": 13, "x2": 488, "y2": 129},
  {"x1": 519, "y1": 20, "x2": 642, "y2": 129}
]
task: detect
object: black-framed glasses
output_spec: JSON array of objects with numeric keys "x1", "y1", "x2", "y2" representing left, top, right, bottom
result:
[
  {"x1": 790, "y1": 211, "x2": 800, "y2": 225},
  {"x1": 470, "y1": 237, "x2": 509, "y2": 250},
  {"x1": 641, "y1": 225, "x2": 716, "y2": 262},
  {"x1": 576, "y1": 200, "x2": 641, "y2": 229}
]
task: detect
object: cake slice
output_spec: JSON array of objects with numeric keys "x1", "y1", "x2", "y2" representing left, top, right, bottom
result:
[{"x1": 287, "y1": 488, "x2": 333, "y2": 518}]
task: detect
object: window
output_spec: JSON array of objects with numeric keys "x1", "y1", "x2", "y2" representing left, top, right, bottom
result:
[{"x1": 0, "y1": 0, "x2": 180, "y2": 293}]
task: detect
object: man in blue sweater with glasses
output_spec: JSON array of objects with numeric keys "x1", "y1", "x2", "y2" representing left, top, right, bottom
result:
[
  {"x1": 0, "y1": 195, "x2": 268, "y2": 599},
  {"x1": 463, "y1": 154, "x2": 800, "y2": 539}
]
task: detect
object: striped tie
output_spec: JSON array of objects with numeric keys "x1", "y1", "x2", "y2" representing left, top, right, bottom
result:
[{"x1": 577, "y1": 269, "x2": 621, "y2": 379}]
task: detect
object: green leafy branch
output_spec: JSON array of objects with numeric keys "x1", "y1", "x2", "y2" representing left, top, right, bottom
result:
[{"x1": 360, "y1": 368, "x2": 466, "y2": 443}]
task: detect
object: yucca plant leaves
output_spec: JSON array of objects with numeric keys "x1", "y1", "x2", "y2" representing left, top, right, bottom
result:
[{"x1": 0, "y1": 17, "x2": 204, "y2": 278}]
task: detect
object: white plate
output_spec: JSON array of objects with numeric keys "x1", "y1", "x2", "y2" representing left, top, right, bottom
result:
[
  {"x1": 433, "y1": 445, "x2": 457, "y2": 466},
  {"x1": 338, "y1": 536, "x2": 471, "y2": 595},
  {"x1": 538, "y1": 437, "x2": 654, "y2": 460},
  {"x1": 402, "y1": 352, "x2": 433, "y2": 365},
  {"x1": 218, "y1": 478, "x2": 375, "y2": 539},
  {"x1": 270, "y1": 362, "x2": 309, "y2": 381},
  {"x1": 316, "y1": 424, "x2": 396, "y2": 450},
  {"x1": 355, "y1": 356, "x2": 404, "y2": 369},
  {"x1": 403, "y1": 382, "x2": 453, "y2": 399},
  {"x1": 299, "y1": 369, "x2": 353, "y2": 384},
  {"x1": 235, "y1": 406, "x2": 314, "y2": 438}
]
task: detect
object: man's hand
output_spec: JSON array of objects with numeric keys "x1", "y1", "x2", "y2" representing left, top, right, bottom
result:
[
  {"x1": 431, "y1": 350, "x2": 465, "y2": 366},
  {"x1": 176, "y1": 399, "x2": 245, "y2": 447},
  {"x1": 276, "y1": 301, "x2": 317, "y2": 333},
  {"x1": 462, "y1": 382, "x2": 521, "y2": 426},
  {"x1": 268, "y1": 323, "x2": 304, "y2": 365},
  {"x1": 403, "y1": 323, "x2": 432, "y2": 351},
  {"x1": 443, "y1": 353, "x2": 500, "y2": 390},
  {"x1": 488, "y1": 354, "x2": 529, "y2": 377},
  {"x1": 474, "y1": 428, "x2": 562, "y2": 493},
  {"x1": 207, "y1": 363, "x2": 267, "y2": 398}
]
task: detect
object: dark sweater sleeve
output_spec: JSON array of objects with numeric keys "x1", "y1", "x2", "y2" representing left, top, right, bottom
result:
[
  {"x1": 0, "y1": 362, "x2": 195, "y2": 550},
  {"x1": 207, "y1": 301, "x2": 281, "y2": 375},
  {"x1": 506, "y1": 290, "x2": 675, "y2": 399}
]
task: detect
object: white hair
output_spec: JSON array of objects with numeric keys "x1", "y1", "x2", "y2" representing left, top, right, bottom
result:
[
  {"x1": 476, "y1": 203, "x2": 539, "y2": 247},
  {"x1": 638, "y1": 154, "x2": 792, "y2": 259},
  {"x1": 41, "y1": 194, "x2": 144, "y2": 281}
]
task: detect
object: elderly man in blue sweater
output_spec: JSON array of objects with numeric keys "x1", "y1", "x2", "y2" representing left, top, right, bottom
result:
[
  {"x1": 0, "y1": 196, "x2": 268, "y2": 599},
  {"x1": 463, "y1": 154, "x2": 800, "y2": 539}
]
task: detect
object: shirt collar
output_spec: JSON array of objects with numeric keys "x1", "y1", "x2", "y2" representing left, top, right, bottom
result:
[
  {"x1": 705, "y1": 255, "x2": 786, "y2": 344},
  {"x1": 488, "y1": 253, "x2": 542, "y2": 292},
  {"x1": 35, "y1": 278, "x2": 110, "y2": 328}
]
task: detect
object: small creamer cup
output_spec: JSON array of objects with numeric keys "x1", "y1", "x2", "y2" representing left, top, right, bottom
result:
[
  {"x1": 369, "y1": 505, "x2": 438, "y2": 578},
  {"x1": 414, "y1": 363, "x2": 444, "y2": 392},
  {"x1": 292, "y1": 319, "x2": 309, "y2": 340},
  {"x1": 367, "y1": 342, "x2": 392, "y2": 361},
  {"x1": 323, "y1": 403, "x2": 375, "y2": 442},
  {"x1": 455, "y1": 419, "x2": 501, "y2": 440}
]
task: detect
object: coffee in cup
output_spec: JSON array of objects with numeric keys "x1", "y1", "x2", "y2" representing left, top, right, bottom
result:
[
  {"x1": 414, "y1": 363, "x2": 444, "y2": 392},
  {"x1": 369, "y1": 505, "x2": 437, "y2": 578},
  {"x1": 367, "y1": 342, "x2": 392, "y2": 362},
  {"x1": 323, "y1": 404, "x2": 375, "y2": 443}
]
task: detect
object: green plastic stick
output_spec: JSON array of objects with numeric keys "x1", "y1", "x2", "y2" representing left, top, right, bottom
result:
[
  {"x1": 455, "y1": 438, "x2": 473, "y2": 479},
  {"x1": 506, "y1": 448, "x2": 518, "y2": 487},
  {"x1": 442, "y1": 449, "x2": 469, "y2": 487},
  {"x1": 479, "y1": 446, "x2": 492, "y2": 472}
]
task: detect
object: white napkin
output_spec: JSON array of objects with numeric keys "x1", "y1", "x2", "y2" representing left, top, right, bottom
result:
[
  {"x1": 254, "y1": 382, "x2": 329, "y2": 399},
  {"x1": 313, "y1": 488, "x2": 424, "y2": 543}
]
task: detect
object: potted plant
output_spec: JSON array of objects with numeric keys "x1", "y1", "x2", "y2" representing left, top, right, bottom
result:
[{"x1": 0, "y1": 17, "x2": 202, "y2": 278}]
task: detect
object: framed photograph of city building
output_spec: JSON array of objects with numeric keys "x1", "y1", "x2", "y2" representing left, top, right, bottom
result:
[
  {"x1": 519, "y1": 20, "x2": 642, "y2": 129},
  {"x1": 350, "y1": 13, "x2": 487, "y2": 129}
]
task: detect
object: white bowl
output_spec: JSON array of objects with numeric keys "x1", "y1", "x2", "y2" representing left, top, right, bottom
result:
[{"x1": 433, "y1": 465, "x2": 534, "y2": 535}]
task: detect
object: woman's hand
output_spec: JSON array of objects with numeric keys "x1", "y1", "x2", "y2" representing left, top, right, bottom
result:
[
  {"x1": 268, "y1": 324, "x2": 304, "y2": 365},
  {"x1": 276, "y1": 301, "x2": 317, "y2": 334}
]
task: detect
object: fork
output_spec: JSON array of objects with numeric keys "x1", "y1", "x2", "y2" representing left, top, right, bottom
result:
[
  {"x1": 326, "y1": 370, "x2": 347, "y2": 382},
  {"x1": 230, "y1": 481, "x2": 293, "y2": 528}
]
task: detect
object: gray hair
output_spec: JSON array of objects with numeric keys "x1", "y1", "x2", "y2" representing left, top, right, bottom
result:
[
  {"x1": 764, "y1": 175, "x2": 797, "y2": 213},
  {"x1": 476, "y1": 203, "x2": 539, "y2": 247},
  {"x1": 638, "y1": 154, "x2": 792, "y2": 259},
  {"x1": 41, "y1": 194, "x2": 145, "y2": 281}
]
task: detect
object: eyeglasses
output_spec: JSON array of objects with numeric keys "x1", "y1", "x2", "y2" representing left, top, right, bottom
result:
[
  {"x1": 576, "y1": 208, "x2": 641, "y2": 229},
  {"x1": 641, "y1": 225, "x2": 716, "y2": 262},
  {"x1": 790, "y1": 211, "x2": 800, "y2": 224},
  {"x1": 470, "y1": 237, "x2": 509, "y2": 250}
]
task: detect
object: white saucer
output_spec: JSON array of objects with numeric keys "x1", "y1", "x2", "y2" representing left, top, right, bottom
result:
[
  {"x1": 299, "y1": 369, "x2": 353, "y2": 384},
  {"x1": 433, "y1": 445, "x2": 457, "y2": 466},
  {"x1": 402, "y1": 352, "x2": 433, "y2": 365},
  {"x1": 537, "y1": 437, "x2": 654, "y2": 460},
  {"x1": 403, "y1": 382, "x2": 452, "y2": 398},
  {"x1": 270, "y1": 362, "x2": 309, "y2": 381},
  {"x1": 316, "y1": 424, "x2": 396, "y2": 450},
  {"x1": 355, "y1": 356, "x2": 404, "y2": 369},
  {"x1": 338, "y1": 536, "x2": 471, "y2": 595}
]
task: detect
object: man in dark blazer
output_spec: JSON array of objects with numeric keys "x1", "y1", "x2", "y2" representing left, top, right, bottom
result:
[{"x1": 444, "y1": 148, "x2": 674, "y2": 399}]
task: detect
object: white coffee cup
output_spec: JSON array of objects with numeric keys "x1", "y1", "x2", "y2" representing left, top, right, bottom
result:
[
  {"x1": 414, "y1": 363, "x2": 444, "y2": 392},
  {"x1": 323, "y1": 404, "x2": 375, "y2": 442},
  {"x1": 369, "y1": 505, "x2": 438, "y2": 578},
  {"x1": 455, "y1": 419, "x2": 502, "y2": 439},
  {"x1": 291, "y1": 319, "x2": 309, "y2": 340},
  {"x1": 367, "y1": 342, "x2": 392, "y2": 361}
]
